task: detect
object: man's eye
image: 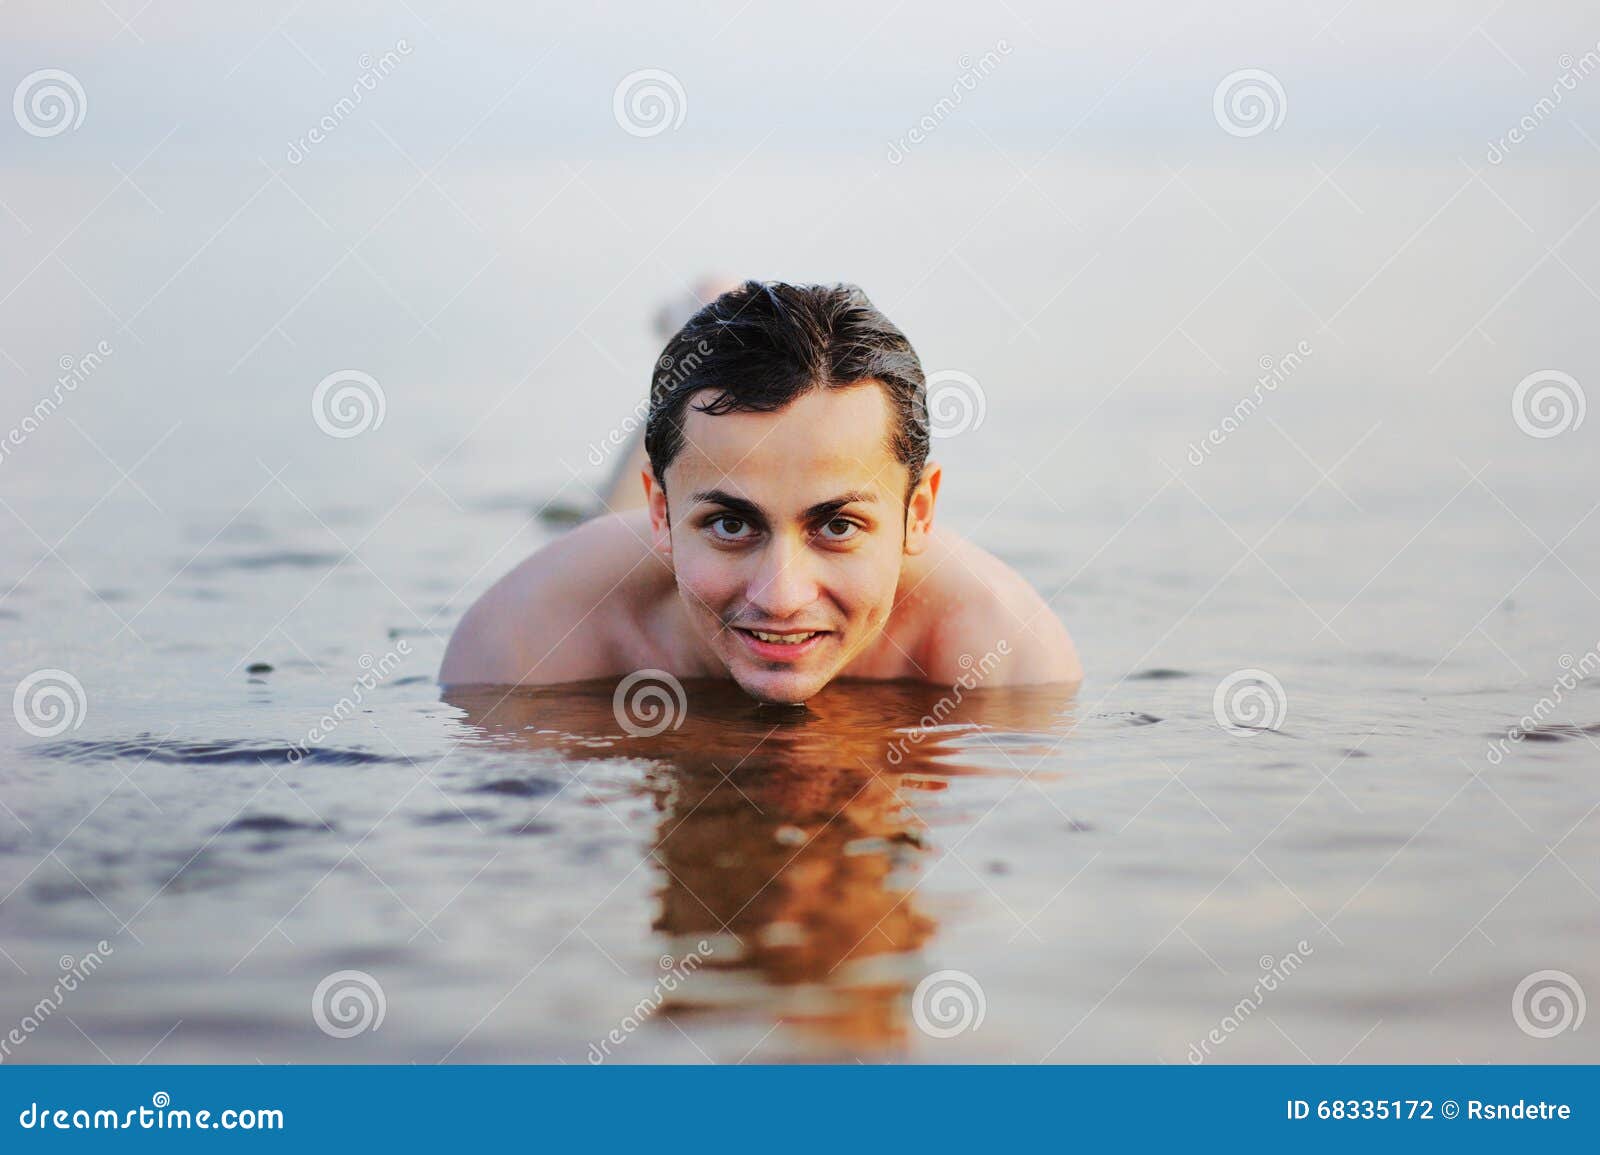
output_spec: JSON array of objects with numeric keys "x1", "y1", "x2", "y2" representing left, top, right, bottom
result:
[
  {"x1": 817, "y1": 518, "x2": 859, "y2": 542},
  {"x1": 709, "y1": 515, "x2": 753, "y2": 540}
]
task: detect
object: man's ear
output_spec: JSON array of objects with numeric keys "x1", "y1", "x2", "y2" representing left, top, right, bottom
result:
[
  {"x1": 643, "y1": 469, "x2": 672, "y2": 559},
  {"x1": 904, "y1": 462, "x2": 941, "y2": 556}
]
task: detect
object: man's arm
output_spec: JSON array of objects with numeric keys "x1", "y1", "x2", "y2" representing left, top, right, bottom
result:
[
  {"x1": 919, "y1": 536, "x2": 1083, "y2": 687},
  {"x1": 439, "y1": 512, "x2": 661, "y2": 686}
]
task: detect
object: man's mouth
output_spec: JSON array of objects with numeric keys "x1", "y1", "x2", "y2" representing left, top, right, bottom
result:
[
  {"x1": 732, "y1": 627, "x2": 831, "y2": 661},
  {"x1": 745, "y1": 629, "x2": 821, "y2": 644}
]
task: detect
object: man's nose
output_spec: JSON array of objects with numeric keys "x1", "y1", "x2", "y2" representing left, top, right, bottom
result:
[{"x1": 748, "y1": 535, "x2": 818, "y2": 620}]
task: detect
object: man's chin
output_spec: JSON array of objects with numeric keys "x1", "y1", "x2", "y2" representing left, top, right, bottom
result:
[{"x1": 730, "y1": 663, "x2": 830, "y2": 705}]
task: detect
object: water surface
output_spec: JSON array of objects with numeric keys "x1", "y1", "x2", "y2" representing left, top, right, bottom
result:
[{"x1": 2, "y1": 149, "x2": 1598, "y2": 1062}]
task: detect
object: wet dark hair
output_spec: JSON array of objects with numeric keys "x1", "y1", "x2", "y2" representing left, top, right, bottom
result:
[{"x1": 644, "y1": 281, "x2": 928, "y2": 497}]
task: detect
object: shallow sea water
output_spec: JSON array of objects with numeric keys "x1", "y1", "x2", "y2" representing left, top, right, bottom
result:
[
  {"x1": 3, "y1": 389, "x2": 1598, "y2": 1065},
  {"x1": 3, "y1": 98, "x2": 1600, "y2": 1063}
]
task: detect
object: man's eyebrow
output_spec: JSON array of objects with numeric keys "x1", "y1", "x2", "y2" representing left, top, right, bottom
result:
[
  {"x1": 685, "y1": 488, "x2": 879, "y2": 522},
  {"x1": 687, "y1": 489, "x2": 766, "y2": 520},
  {"x1": 802, "y1": 491, "x2": 879, "y2": 520}
]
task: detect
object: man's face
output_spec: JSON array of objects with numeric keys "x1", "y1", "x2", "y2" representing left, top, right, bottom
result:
[{"x1": 647, "y1": 383, "x2": 937, "y2": 704}]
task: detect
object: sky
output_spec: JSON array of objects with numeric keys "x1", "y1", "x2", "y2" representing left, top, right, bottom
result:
[{"x1": 2, "y1": 0, "x2": 1597, "y2": 505}]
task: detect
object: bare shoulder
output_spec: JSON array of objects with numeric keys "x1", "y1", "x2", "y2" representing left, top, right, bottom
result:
[
  {"x1": 439, "y1": 511, "x2": 669, "y2": 686},
  {"x1": 909, "y1": 529, "x2": 1083, "y2": 687}
]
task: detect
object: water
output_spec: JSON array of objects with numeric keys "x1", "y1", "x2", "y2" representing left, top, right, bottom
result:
[
  {"x1": 2, "y1": 32, "x2": 1598, "y2": 1057},
  {"x1": 3, "y1": 380, "x2": 1597, "y2": 1063}
]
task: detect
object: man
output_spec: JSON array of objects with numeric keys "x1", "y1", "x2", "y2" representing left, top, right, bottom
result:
[
  {"x1": 597, "y1": 274, "x2": 739, "y2": 515},
  {"x1": 440, "y1": 280, "x2": 1081, "y2": 704}
]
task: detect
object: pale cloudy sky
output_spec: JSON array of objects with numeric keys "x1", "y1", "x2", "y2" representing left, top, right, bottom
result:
[
  {"x1": 2, "y1": 0, "x2": 1597, "y2": 490},
  {"x1": 4, "y1": 1, "x2": 1600, "y2": 161}
]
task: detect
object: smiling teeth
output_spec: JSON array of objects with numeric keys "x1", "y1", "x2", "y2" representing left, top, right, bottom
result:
[{"x1": 750, "y1": 630, "x2": 817, "y2": 644}]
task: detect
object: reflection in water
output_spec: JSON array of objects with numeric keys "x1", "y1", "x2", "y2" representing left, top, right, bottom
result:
[{"x1": 445, "y1": 677, "x2": 1078, "y2": 1056}]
